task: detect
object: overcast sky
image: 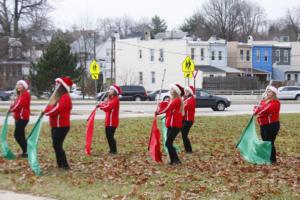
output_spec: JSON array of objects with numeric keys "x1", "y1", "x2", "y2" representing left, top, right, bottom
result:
[{"x1": 49, "y1": 0, "x2": 300, "y2": 30}]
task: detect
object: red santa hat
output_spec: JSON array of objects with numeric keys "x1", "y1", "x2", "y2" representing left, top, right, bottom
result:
[
  {"x1": 110, "y1": 84, "x2": 122, "y2": 95},
  {"x1": 55, "y1": 77, "x2": 73, "y2": 92},
  {"x1": 17, "y1": 80, "x2": 30, "y2": 90},
  {"x1": 266, "y1": 85, "x2": 278, "y2": 96},
  {"x1": 185, "y1": 85, "x2": 195, "y2": 95},
  {"x1": 170, "y1": 83, "x2": 184, "y2": 96}
]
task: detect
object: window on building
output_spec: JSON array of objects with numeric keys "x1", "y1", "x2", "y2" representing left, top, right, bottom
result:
[
  {"x1": 246, "y1": 50, "x2": 250, "y2": 61},
  {"x1": 256, "y1": 49, "x2": 260, "y2": 62},
  {"x1": 218, "y1": 51, "x2": 222, "y2": 60},
  {"x1": 264, "y1": 49, "x2": 268, "y2": 62},
  {"x1": 151, "y1": 71, "x2": 155, "y2": 83},
  {"x1": 191, "y1": 48, "x2": 195, "y2": 60},
  {"x1": 295, "y1": 74, "x2": 298, "y2": 82},
  {"x1": 139, "y1": 49, "x2": 142, "y2": 59},
  {"x1": 284, "y1": 50, "x2": 289, "y2": 63},
  {"x1": 211, "y1": 51, "x2": 215, "y2": 60},
  {"x1": 16, "y1": 48, "x2": 21, "y2": 59},
  {"x1": 159, "y1": 49, "x2": 164, "y2": 62},
  {"x1": 150, "y1": 49, "x2": 154, "y2": 61},
  {"x1": 139, "y1": 72, "x2": 143, "y2": 84},
  {"x1": 8, "y1": 48, "x2": 13, "y2": 59},
  {"x1": 201, "y1": 48, "x2": 204, "y2": 60},
  {"x1": 240, "y1": 50, "x2": 244, "y2": 61},
  {"x1": 106, "y1": 49, "x2": 110, "y2": 57},
  {"x1": 275, "y1": 49, "x2": 280, "y2": 63},
  {"x1": 287, "y1": 74, "x2": 291, "y2": 80}
]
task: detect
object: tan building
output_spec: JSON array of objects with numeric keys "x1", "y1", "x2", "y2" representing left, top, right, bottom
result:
[{"x1": 227, "y1": 41, "x2": 253, "y2": 75}]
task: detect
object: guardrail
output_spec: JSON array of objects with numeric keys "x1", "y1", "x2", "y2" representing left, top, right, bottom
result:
[{"x1": 207, "y1": 90, "x2": 266, "y2": 95}]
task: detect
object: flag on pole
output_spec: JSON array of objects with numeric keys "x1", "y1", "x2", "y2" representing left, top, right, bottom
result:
[
  {"x1": 236, "y1": 116, "x2": 272, "y2": 164},
  {"x1": 85, "y1": 107, "x2": 97, "y2": 155},
  {"x1": 148, "y1": 118, "x2": 162, "y2": 162},
  {"x1": 161, "y1": 117, "x2": 180, "y2": 153},
  {"x1": 27, "y1": 114, "x2": 44, "y2": 175},
  {"x1": 0, "y1": 112, "x2": 16, "y2": 159}
]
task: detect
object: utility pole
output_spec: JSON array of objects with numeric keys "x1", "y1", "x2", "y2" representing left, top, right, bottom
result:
[
  {"x1": 93, "y1": 31, "x2": 98, "y2": 100},
  {"x1": 111, "y1": 34, "x2": 116, "y2": 84}
]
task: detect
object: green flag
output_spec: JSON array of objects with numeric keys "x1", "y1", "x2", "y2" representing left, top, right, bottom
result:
[
  {"x1": 27, "y1": 114, "x2": 44, "y2": 175},
  {"x1": 1, "y1": 112, "x2": 16, "y2": 159},
  {"x1": 161, "y1": 117, "x2": 180, "y2": 153},
  {"x1": 236, "y1": 116, "x2": 272, "y2": 164}
]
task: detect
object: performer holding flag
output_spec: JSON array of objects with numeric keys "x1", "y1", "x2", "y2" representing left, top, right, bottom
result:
[
  {"x1": 9, "y1": 80, "x2": 31, "y2": 158},
  {"x1": 44, "y1": 77, "x2": 73, "y2": 170},
  {"x1": 97, "y1": 84, "x2": 121, "y2": 155},
  {"x1": 182, "y1": 85, "x2": 196, "y2": 153},
  {"x1": 253, "y1": 85, "x2": 281, "y2": 164},
  {"x1": 156, "y1": 84, "x2": 184, "y2": 165}
]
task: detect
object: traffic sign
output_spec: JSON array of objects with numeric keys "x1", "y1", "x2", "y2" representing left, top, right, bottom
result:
[
  {"x1": 182, "y1": 56, "x2": 195, "y2": 72},
  {"x1": 91, "y1": 74, "x2": 99, "y2": 80},
  {"x1": 184, "y1": 72, "x2": 193, "y2": 78},
  {"x1": 89, "y1": 60, "x2": 100, "y2": 75}
]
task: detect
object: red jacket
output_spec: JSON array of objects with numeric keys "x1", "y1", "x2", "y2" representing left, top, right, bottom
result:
[
  {"x1": 183, "y1": 95, "x2": 196, "y2": 122},
  {"x1": 10, "y1": 90, "x2": 31, "y2": 121},
  {"x1": 157, "y1": 97, "x2": 183, "y2": 128},
  {"x1": 254, "y1": 99, "x2": 280, "y2": 126},
  {"x1": 99, "y1": 95, "x2": 120, "y2": 128},
  {"x1": 44, "y1": 93, "x2": 72, "y2": 128}
]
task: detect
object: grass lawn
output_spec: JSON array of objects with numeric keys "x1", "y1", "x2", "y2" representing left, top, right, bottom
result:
[{"x1": 0, "y1": 114, "x2": 299, "y2": 200}]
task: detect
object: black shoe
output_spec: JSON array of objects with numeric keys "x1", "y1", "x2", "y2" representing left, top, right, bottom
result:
[
  {"x1": 109, "y1": 151, "x2": 117, "y2": 155},
  {"x1": 21, "y1": 153, "x2": 28, "y2": 158},
  {"x1": 173, "y1": 160, "x2": 182, "y2": 165}
]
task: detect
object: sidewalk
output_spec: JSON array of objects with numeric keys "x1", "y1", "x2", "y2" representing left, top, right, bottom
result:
[{"x1": 0, "y1": 190, "x2": 54, "y2": 200}]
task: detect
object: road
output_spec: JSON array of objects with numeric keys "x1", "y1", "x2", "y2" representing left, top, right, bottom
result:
[{"x1": 1, "y1": 102, "x2": 300, "y2": 125}]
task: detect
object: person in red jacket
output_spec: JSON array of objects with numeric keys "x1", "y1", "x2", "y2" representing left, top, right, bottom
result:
[
  {"x1": 156, "y1": 84, "x2": 184, "y2": 165},
  {"x1": 253, "y1": 85, "x2": 281, "y2": 164},
  {"x1": 182, "y1": 85, "x2": 196, "y2": 153},
  {"x1": 44, "y1": 77, "x2": 73, "y2": 170},
  {"x1": 98, "y1": 84, "x2": 121, "y2": 154},
  {"x1": 9, "y1": 80, "x2": 31, "y2": 157}
]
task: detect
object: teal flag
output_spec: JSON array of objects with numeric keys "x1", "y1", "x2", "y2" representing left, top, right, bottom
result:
[
  {"x1": 161, "y1": 117, "x2": 180, "y2": 153},
  {"x1": 236, "y1": 116, "x2": 272, "y2": 164},
  {"x1": 1, "y1": 112, "x2": 16, "y2": 159},
  {"x1": 27, "y1": 114, "x2": 44, "y2": 175}
]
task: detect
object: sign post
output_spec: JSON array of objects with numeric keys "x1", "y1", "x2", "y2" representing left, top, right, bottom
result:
[{"x1": 89, "y1": 60, "x2": 100, "y2": 100}]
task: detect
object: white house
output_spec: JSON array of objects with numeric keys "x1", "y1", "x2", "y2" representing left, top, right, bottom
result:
[{"x1": 110, "y1": 33, "x2": 238, "y2": 91}]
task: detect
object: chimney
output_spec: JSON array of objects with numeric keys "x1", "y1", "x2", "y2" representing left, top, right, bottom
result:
[{"x1": 144, "y1": 30, "x2": 151, "y2": 40}]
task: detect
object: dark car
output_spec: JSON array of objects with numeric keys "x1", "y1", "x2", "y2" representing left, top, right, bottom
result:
[
  {"x1": 119, "y1": 85, "x2": 148, "y2": 101},
  {"x1": 148, "y1": 89, "x2": 169, "y2": 101},
  {"x1": 195, "y1": 89, "x2": 231, "y2": 111},
  {"x1": 0, "y1": 91, "x2": 11, "y2": 101}
]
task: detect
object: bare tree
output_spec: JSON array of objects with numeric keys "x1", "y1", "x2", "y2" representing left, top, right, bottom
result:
[
  {"x1": 284, "y1": 8, "x2": 300, "y2": 41},
  {"x1": 239, "y1": 1, "x2": 266, "y2": 41},
  {"x1": 118, "y1": 68, "x2": 138, "y2": 85},
  {"x1": 0, "y1": 0, "x2": 47, "y2": 37}
]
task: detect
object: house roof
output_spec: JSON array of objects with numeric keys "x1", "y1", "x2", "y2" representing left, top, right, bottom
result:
[
  {"x1": 195, "y1": 65, "x2": 242, "y2": 74},
  {"x1": 273, "y1": 65, "x2": 300, "y2": 73}
]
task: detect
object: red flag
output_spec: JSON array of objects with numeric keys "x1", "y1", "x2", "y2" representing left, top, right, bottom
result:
[
  {"x1": 148, "y1": 118, "x2": 162, "y2": 162},
  {"x1": 85, "y1": 108, "x2": 97, "y2": 155}
]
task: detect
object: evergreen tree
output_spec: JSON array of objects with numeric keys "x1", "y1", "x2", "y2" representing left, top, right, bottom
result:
[
  {"x1": 29, "y1": 38, "x2": 81, "y2": 96},
  {"x1": 151, "y1": 15, "x2": 167, "y2": 37}
]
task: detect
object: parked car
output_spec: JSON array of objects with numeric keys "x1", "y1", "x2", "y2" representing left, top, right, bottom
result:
[
  {"x1": 278, "y1": 86, "x2": 300, "y2": 100},
  {"x1": 0, "y1": 91, "x2": 11, "y2": 101},
  {"x1": 119, "y1": 85, "x2": 148, "y2": 101},
  {"x1": 157, "y1": 89, "x2": 231, "y2": 111},
  {"x1": 148, "y1": 89, "x2": 168, "y2": 101}
]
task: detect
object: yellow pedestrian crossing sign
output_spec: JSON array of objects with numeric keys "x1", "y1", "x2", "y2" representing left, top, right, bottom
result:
[
  {"x1": 184, "y1": 72, "x2": 193, "y2": 78},
  {"x1": 89, "y1": 60, "x2": 100, "y2": 80},
  {"x1": 182, "y1": 56, "x2": 195, "y2": 72}
]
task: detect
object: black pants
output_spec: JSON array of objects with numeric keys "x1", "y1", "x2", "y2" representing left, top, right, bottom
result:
[
  {"x1": 181, "y1": 121, "x2": 193, "y2": 153},
  {"x1": 51, "y1": 127, "x2": 70, "y2": 168},
  {"x1": 166, "y1": 127, "x2": 181, "y2": 163},
  {"x1": 105, "y1": 126, "x2": 117, "y2": 153},
  {"x1": 14, "y1": 120, "x2": 28, "y2": 154},
  {"x1": 260, "y1": 122, "x2": 280, "y2": 163}
]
